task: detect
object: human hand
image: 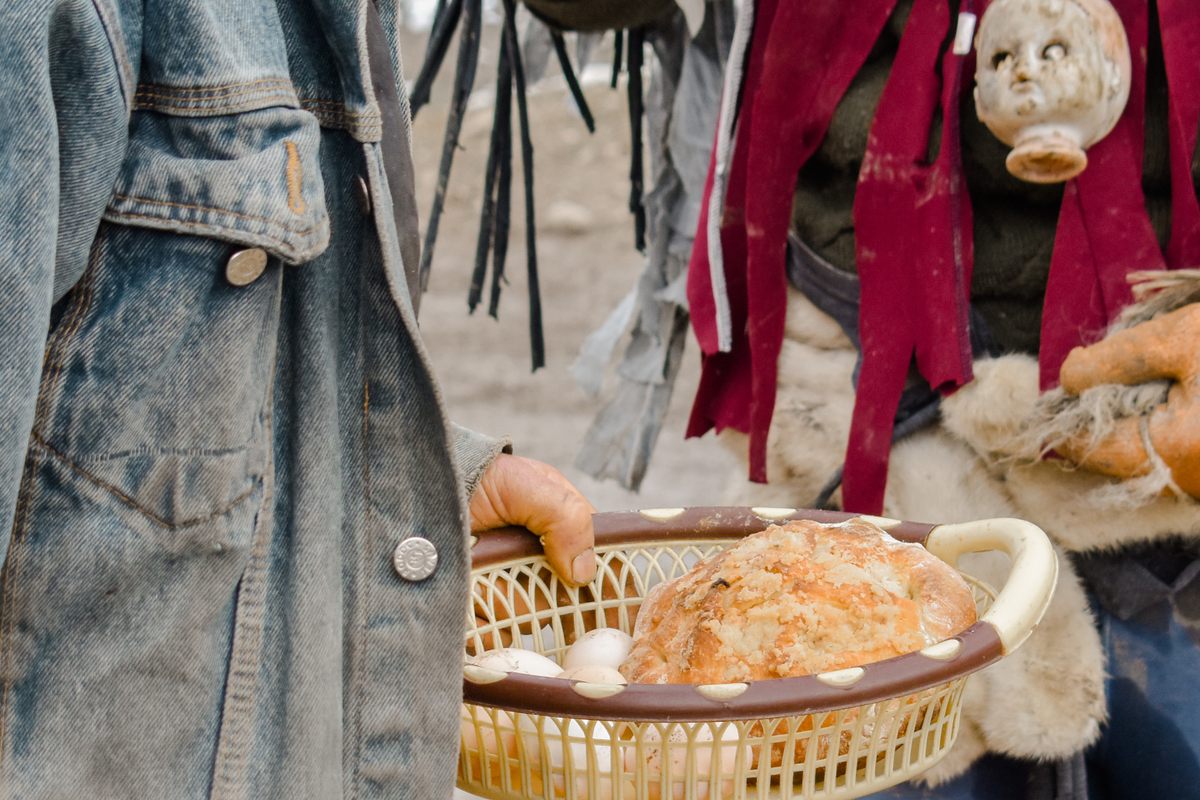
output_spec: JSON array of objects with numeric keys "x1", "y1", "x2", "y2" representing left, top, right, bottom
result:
[
  {"x1": 1057, "y1": 303, "x2": 1200, "y2": 497},
  {"x1": 469, "y1": 454, "x2": 597, "y2": 586},
  {"x1": 467, "y1": 456, "x2": 643, "y2": 654}
]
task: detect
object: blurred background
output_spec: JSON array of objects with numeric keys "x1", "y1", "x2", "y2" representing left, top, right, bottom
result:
[{"x1": 401, "y1": 6, "x2": 737, "y2": 514}]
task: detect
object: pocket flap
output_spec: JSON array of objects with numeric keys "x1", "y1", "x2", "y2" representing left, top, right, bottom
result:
[{"x1": 105, "y1": 105, "x2": 329, "y2": 264}]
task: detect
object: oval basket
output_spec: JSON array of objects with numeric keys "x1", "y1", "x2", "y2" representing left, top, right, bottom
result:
[{"x1": 459, "y1": 507, "x2": 1058, "y2": 800}]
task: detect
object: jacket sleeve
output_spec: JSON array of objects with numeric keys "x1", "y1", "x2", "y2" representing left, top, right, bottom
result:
[
  {"x1": 450, "y1": 423, "x2": 513, "y2": 502},
  {"x1": 0, "y1": 0, "x2": 133, "y2": 569}
]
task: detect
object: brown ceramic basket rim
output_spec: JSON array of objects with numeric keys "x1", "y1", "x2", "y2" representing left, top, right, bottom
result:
[{"x1": 464, "y1": 507, "x2": 1003, "y2": 721}]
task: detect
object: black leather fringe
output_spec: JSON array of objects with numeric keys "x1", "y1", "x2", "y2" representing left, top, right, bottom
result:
[
  {"x1": 551, "y1": 31, "x2": 595, "y2": 133},
  {"x1": 418, "y1": 0, "x2": 481, "y2": 293},
  {"x1": 626, "y1": 27, "x2": 646, "y2": 252}
]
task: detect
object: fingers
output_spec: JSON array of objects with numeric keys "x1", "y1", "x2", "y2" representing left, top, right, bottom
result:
[
  {"x1": 1059, "y1": 304, "x2": 1200, "y2": 394},
  {"x1": 467, "y1": 565, "x2": 642, "y2": 657},
  {"x1": 1056, "y1": 416, "x2": 1152, "y2": 481},
  {"x1": 1058, "y1": 384, "x2": 1200, "y2": 499},
  {"x1": 470, "y1": 454, "x2": 597, "y2": 586}
]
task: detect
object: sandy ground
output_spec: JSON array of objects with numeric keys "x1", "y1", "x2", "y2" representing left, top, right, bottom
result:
[
  {"x1": 411, "y1": 53, "x2": 738, "y2": 515},
  {"x1": 404, "y1": 31, "x2": 739, "y2": 799}
]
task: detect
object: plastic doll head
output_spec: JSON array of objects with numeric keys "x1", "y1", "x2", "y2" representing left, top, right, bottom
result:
[{"x1": 974, "y1": 0, "x2": 1130, "y2": 183}]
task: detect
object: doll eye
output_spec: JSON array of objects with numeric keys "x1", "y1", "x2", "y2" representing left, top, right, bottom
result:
[
  {"x1": 1043, "y1": 42, "x2": 1067, "y2": 61},
  {"x1": 991, "y1": 51, "x2": 1013, "y2": 69}
]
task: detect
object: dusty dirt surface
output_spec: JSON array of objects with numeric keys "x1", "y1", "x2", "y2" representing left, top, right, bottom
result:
[
  {"x1": 411, "y1": 53, "x2": 738, "y2": 515},
  {"x1": 407, "y1": 33, "x2": 740, "y2": 800}
]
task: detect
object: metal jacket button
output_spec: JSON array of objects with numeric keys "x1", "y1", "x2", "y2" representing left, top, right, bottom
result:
[
  {"x1": 393, "y1": 537, "x2": 438, "y2": 581},
  {"x1": 226, "y1": 248, "x2": 268, "y2": 286}
]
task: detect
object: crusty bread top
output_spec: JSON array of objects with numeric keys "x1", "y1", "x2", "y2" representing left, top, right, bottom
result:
[{"x1": 620, "y1": 518, "x2": 977, "y2": 684}]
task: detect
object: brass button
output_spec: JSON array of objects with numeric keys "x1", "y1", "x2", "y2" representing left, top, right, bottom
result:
[
  {"x1": 393, "y1": 537, "x2": 438, "y2": 582},
  {"x1": 356, "y1": 176, "x2": 372, "y2": 215},
  {"x1": 226, "y1": 248, "x2": 268, "y2": 287}
]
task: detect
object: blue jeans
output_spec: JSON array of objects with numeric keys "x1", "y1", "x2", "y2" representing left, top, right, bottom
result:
[{"x1": 870, "y1": 600, "x2": 1200, "y2": 799}]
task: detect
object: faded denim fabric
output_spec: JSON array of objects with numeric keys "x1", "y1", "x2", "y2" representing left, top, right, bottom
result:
[
  {"x1": 0, "y1": 1, "x2": 503, "y2": 797},
  {"x1": 871, "y1": 596, "x2": 1200, "y2": 800}
]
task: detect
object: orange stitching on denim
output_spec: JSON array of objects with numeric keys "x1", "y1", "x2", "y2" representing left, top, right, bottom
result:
[
  {"x1": 132, "y1": 90, "x2": 295, "y2": 105},
  {"x1": 131, "y1": 92, "x2": 297, "y2": 110},
  {"x1": 0, "y1": 230, "x2": 103, "y2": 762},
  {"x1": 31, "y1": 433, "x2": 257, "y2": 531},
  {"x1": 104, "y1": 210, "x2": 316, "y2": 257},
  {"x1": 297, "y1": 100, "x2": 380, "y2": 121},
  {"x1": 284, "y1": 141, "x2": 305, "y2": 215},
  {"x1": 133, "y1": 87, "x2": 294, "y2": 103},
  {"x1": 351, "y1": 378, "x2": 371, "y2": 800},
  {"x1": 68, "y1": 442, "x2": 253, "y2": 463},
  {"x1": 132, "y1": 98, "x2": 297, "y2": 114},
  {"x1": 303, "y1": 113, "x2": 378, "y2": 128},
  {"x1": 0, "y1": 447, "x2": 42, "y2": 766},
  {"x1": 209, "y1": 341, "x2": 278, "y2": 797},
  {"x1": 136, "y1": 77, "x2": 293, "y2": 95},
  {"x1": 302, "y1": 108, "x2": 382, "y2": 137},
  {"x1": 307, "y1": 113, "x2": 380, "y2": 130},
  {"x1": 104, "y1": 210, "x2": 311, "y2": 256},
  {"x1": 38, "y1": 238, "x2": 102, "y2": 413},
  {"x1": 108, "y1": 194, "x2": 318, "y2": 237},
  {"x1": 299, "y1": 102, "x2": 377, "y2": 120}
]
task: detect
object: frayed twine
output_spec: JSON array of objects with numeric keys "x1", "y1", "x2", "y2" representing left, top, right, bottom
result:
[{"x1": 998, "y1": 270, "x2": 1200, "y2": 509}]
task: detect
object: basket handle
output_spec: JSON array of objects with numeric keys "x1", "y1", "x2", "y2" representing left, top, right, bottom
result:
[{"x1": 923, "y1": 517, "x2": 1058, "y2": 654}]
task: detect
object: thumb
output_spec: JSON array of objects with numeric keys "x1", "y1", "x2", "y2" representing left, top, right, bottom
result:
[
  {"x1": 1060, "y1": 304, "x2": 1200, "y2": 394},
  {"x1": 469, "y1": 454, "x2": 597, "y2": 586}
]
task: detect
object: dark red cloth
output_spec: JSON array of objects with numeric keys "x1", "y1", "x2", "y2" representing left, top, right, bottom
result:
[
  {"x1": 844, "y1": 0, "x2": 975, "y2": 513},
  {"x1": 1161, "y1": 0, "x2": 1200, "y2": 267},
  {"x1": 1039, "y1": 0, "x2": 1162, "y2": 390},
  {"x1": 686, "y1": 0, "x2": 898, "y2": 475},
  {"x1": 686, "y1": 0, "x2": 784, "y2": 437},
  {"x1": 687, "y1": 0, "x2": 1200, "y2": 514}
]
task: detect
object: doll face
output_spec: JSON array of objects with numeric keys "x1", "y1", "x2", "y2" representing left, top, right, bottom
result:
[{"x1": 975, "y1": 0, "x2": 1109, "y2": 138}]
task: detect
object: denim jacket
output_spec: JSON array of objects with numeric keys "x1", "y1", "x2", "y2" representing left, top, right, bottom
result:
[{"x1": 0, "y1": 1, "x2": 505, "y2": 797}]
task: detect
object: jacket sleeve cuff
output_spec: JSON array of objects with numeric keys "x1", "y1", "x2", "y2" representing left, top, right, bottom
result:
[{"x1": 451, "y1": 423, "x2": 513, "y2": 501}]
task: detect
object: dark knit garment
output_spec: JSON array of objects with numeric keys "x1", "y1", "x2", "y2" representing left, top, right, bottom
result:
[{"x1": 790, "y1": 0, "x2": 1181, "y2": 356}]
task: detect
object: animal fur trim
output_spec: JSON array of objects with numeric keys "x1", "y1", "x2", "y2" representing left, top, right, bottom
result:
[
  {"x1": 966, "y1": 270, "x2": 1200, "y2": 508},
  {"x1": 714, "y1": 287, "x2": 1172, "y2": 776}
]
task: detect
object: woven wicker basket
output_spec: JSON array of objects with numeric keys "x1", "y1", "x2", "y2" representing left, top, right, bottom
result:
[{"x1": 459, "y1": 507, "x2": 1057, "y2": 800}]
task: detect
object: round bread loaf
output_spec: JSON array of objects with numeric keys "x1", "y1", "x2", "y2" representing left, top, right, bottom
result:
[{"x1": 620, "y1": 518, "x2": 977, "y2": 684}]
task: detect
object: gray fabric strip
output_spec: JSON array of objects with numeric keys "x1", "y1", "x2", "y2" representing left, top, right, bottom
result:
[
  {"x1": 704, "y1": 0, "x2": 755, "y2": 352},
  {"x1": 366, "y1": 0, "x2": 424, "y2": 314}
]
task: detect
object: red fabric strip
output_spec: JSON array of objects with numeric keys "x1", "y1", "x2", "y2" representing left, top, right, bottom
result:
[
  {"x1": 686, "y1": 0, "x2": 783, "y2": 359},
  {"x1": 1159, "y1": 0, "x2": 1200, "y2": 267},
  {"x1": 740, "y1": 0, "x2": 900, "y2": 481},
  {"x1": 686, "y1": 0, "x2": 897, "y2": 475},
  {"x1": 1038, "y1": 0, "x2": 1163, "y2": 389},
  {"x1": 685, "y1": 0, "x2": 781, "y2": 440},
  {"x1": 843, "y1": 0, "x2": 973, "y2": 513},
  {"x1": 685, "y1": 0, "x2": 1200, "y2": 513}
]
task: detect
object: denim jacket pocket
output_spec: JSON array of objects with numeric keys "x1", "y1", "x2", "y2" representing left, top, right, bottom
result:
[
  {"x1": 30, "y1": 101, "x2": 327, "y2": 541},
  {"x1": 105, "y1": 102, "x2": 330, "y2": 263}
]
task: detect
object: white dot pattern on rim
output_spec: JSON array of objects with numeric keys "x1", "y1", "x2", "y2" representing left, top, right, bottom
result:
[
  {"x1": 638, "y1": 508, "x2": 686, "y2": 522},
  {"x1": 815, "y1": 667, "x2": 866, "y2": 688},
  {"x1": 920, "y1": 639, "x2": 964, "y2": 661},
  {"x1": 750, "y1": 506, "x2": 797, "y2": 520}
]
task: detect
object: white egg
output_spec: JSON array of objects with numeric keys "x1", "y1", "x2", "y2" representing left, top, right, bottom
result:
[
  {"x1": 459, "y1": 704, "x2": 519, "y2": 784},
  {"x1": 559, "y1": 664, "x2": 628, "y2": 685},
  {"x1": 461, "y1": 647, "x2": 561, "y2": 787},
  {"x1": 625, "y1": 723, "x2": 748, "y2": 800},
  {"x1": 519, "y1": 716, "x2": 619, "y2": 799},
  {"x1": 468, "y1": 647, "x2": 564, "y2": 677},
  {"x1": 562, "y1": 628, "x2": 634, "y2": 672},
  {"x1": 534, "y1": 718, "x2": 614, "y2": 769}
]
